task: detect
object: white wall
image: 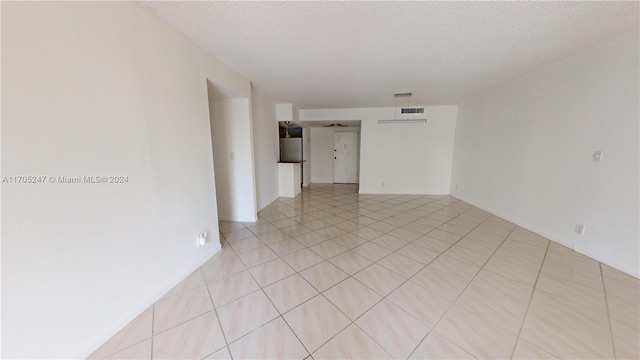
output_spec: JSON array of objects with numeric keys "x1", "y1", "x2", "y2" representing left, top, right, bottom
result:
[
  {"x1": 209, "y1": 96, "x2": 258, "y2": 222},
  {"x1": 1, "y1": 2, "x2": 251, "y2": 358},
  {"x1": 301, "y1": 107, "x2": 457, "y2": 194},
  {"x1": 310, "y1": 128, "x2": 360, "y2": 184},
  {"x1": 302, "y1": 127, "x2": 311, "y2": 187},
  {"x1": 251, "y1": 88, "x2": 280, "y2": 210},
  {"x1": 276, "y1": 103, "x2": 300, "y2": 122},
  {"x1": 450, "y1": 32, "x2": 639, "y2": 277}
]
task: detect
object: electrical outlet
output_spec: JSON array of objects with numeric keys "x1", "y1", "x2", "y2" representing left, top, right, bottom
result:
[
  {"x1": 381, "y1": 182, "x2": 385, "y2": 187},
  {"x1": 196, "y1": 232, "x2": 208, "y2": 247},
  {"x1": 592, "y1": 151, "x2": 603, "y2": 162},
  {"x1": 575, "y1": 223, "x2": 585, "y2": 235}
]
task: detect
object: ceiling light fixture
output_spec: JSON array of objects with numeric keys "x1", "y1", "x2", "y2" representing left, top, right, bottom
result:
[
  {"x1": 323, "y1": 123, "x2": 348, "y2": 128},
  {"x1": 284, "y1": 121, "x2": 291, "y2": 138}
]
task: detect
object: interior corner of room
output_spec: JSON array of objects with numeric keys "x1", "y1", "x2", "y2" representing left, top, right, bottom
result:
[{"x1": 1, "y1": 1, "x2": 638, "y2": 358}]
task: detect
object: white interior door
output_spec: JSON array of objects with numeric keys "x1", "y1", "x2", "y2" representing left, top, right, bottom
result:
[{"x1": 333, "y1": 132, "x2": 358, "y2": 183}]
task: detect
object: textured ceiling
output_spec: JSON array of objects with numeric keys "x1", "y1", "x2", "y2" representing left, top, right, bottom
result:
[{"x1": 141, "y1": 1, "x2": 638, "y2": 109}]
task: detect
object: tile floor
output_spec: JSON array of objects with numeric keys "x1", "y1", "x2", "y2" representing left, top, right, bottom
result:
[{"x1": 90, "y1": 184, "x2": 640, "y2": 359}]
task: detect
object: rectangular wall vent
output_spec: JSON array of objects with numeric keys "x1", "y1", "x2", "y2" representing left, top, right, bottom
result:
[
  {"x1": 377, "y1": 119, "x2": 427, "y2": 124},
  {"x1": 401, "y1": 107, "x2": 424, "y2": 114}
]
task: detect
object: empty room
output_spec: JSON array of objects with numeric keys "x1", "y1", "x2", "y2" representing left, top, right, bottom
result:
[{"x1": 2, "y1": 1, "x2": 639, "y2": 359}]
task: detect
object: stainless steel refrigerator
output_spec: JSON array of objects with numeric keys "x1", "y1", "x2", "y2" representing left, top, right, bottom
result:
[
  {"x1": 280, "y1": 138, "x2": 303, "y2": 185},
  {"x1": 280, "y1": 138, "x2": 302, "y2": 162}
]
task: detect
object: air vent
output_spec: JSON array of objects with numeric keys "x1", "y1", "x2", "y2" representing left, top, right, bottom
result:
[
  {"x1": 401, "y1": 107, "x2": 424, "y2": 114},
  {"x1": 378, "y1": 119, "x2": 427, "y2": 124}
]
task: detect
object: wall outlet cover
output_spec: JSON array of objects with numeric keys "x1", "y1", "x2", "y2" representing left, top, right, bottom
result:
[{"x1": 592, "y1": 151, "x2": 603, "y2": 162}]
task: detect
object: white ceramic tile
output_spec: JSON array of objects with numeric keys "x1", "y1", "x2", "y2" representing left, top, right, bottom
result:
[
  {"x1": 284, "y1": 295, "x2": 351, "y2": 352},
  {"x1": 300, "y1": 261, "x2": 349, "y2": 292},
  {"x1": 434, "y1": 305, "x2": 517, "y2": 359},
  {"x1": 228, "y1": 237, "x2": 265, "y2": 254},
  {"x1": 443, "y1": 244, "x2": 491, "y2": 267},
  {"x1": 316, "y1": 225, "x2": 347, "y2": 239},
  {"x1": 201, "y1": 254, "x2": 247, "y2": 283},
  {"x1": 409, "y1": 332, "x2": 475, "y2": 360},
  {"x1": 454, "y1": 270, "x2": 533, "y2": 334},
  {"x1": 323, "y1": 277, "x2": 382, "y2": 320},
  {"x1": 257, "y1": 230, "x2": 291, "y2": 245},
  {"x1": 105, "y1": 339, "x2": 152, "y2": 360},
  {"x1": 350, "y1": 226, "x2": 384, "y2": 240},
  {"x1": 295, "y1": 231, "x2": 330, "y2": 247},
  {"x1": 387, "y1": 227, "x2": 423, "y2": 241},
  {"x1": 204, "y1": 346, "x2": 232, "y2": 359},
  {"x1": 283, "y1": 248, "x2": 325, "y2": 272},
  {"x1": 224, "y1": 228, "x2": 256, "y2": 242},
  {"x1": 229, "y1": 317, "x2": 308, "y2": 359},
  {"x1": 216, "y1": 290, "x2": 279, "y2": 342},
  {"x1": 207, "y1": 270, "x2": 259, "y2": 308},
  {"x1": 249, "y1": 258, "x2": 296, "y2": 287},
  {"x1": 331, "y1": 232, "x2": 368, "y2": 249},
  {"x1": 412, "y1": 236, "x2": 452, "y2": 253},
  {"x1": 309, "y1": 240, "x2": 348, "y2": 259},
  {"x1": 520, "y1": 290, "x2": 613, "y2": 359},
  {"x1": 377, "y1": 252, "x2": 424, "y2": 279},
  {"x1": 153, "y1": 286, "x2": 213, "y2": 334},
  {"x1": 483, "y1": 256, "x2": 540, "y2": 287},
  {"x1": 352, "y1": 242, "x2": 393, "y2": 262},
  {"x1": 397, "y1": 243, "x2": 440, "y2": 264},
  {"x1": 370, "y1": 234, "x2": 410, "y2": 251},
  {"x1": 268, "y1": 238, "x2": 305, "y2": 257},
  {"x1": 328, "y1": 250, "x2": 373, "y2": 275},
  {"x1": 334, "y1": 220, "x2": 361, "y2": 232},
  {"x1": 238, "y1": 246, "x2": 279, "y2": 268},
  {"x1": 387, "y1": 281, "x2": 451, "y2": 327},
  {"x1": 411, "y1": 267, "x2": 470, "y2": 301},
  {"x1": 219, "y1": 222, "x2": 245, "y2": 234},
  {"x1": 248, "y1": 223, "x2": 278, "y2": 236},
  {"x1": 152, "y1": 311, "x2": 225, "y2": 359},
  {"x1": 263, "y1": 274, "x2": 318, "y2": 314},
  {"x1": 354, "y1": 263, "x2": 405, "y2": 296},
  {"x1": 512, "y1": 339, "x2": 559, "y2": 359},
  {"x1": 429, "y1": 254, "x2": 480, "y2": 282},
  {"x1": 314, "y1": 324, "x2": 392, "y2": 359},
  {"x1": 356, "y1": 300, "x2": 430, "y2": 359}
]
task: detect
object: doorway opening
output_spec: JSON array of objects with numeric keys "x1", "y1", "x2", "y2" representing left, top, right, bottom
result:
[{"x1": 333, "y1": 131, "x2": 359, "y2": 184}]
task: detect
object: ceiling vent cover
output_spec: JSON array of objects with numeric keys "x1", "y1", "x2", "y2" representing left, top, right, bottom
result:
[{"x1": 401, "y1": 107, "x2": 424, "y2": 114}]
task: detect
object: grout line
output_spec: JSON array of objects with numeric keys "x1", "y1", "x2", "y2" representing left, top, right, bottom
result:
[
  {"x1": 150, "y1": 304, "x2": 155, "y2": 360},
  {"x1": 405, "y1": 210, "x2": 504, "y2": 359},
  {"x1": 244, "y1": 266, "x2": 313, "y2": 358},
  {"x1": 507, "y1": 236, "x2": 551, "y2": 359},
  {"x1": 600, "y1": 262, "x2": 618, "y2": 359},
  {"x1": 204, "y1": 235, "x2": 240, "y2": 360}
]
